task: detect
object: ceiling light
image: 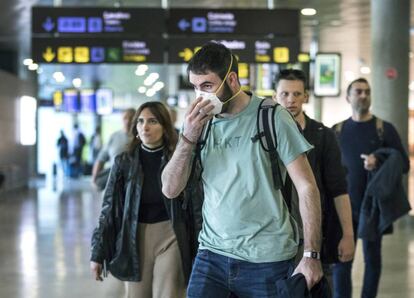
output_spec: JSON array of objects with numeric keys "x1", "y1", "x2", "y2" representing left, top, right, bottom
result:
[
  {"x1": 152, "y1": 81, "x2": 165, "y2": 91},
  {"x1": 135, "y1": 64, "x2": 149, "y2": 76},
  {"x1": 72, "y1": 78, "x2": 82, "y2": 88},
  {"x1": 23, "y1": 58, "x2": 33, "y2": 66},
  {"x1": 145, "y1": 89, "x2": 156, "y2": 97},
  {"x1": 138, "y1": 86, "x2": 147, "y2": 93},
  {"x1": 301, "y1": 8, "x2": 317, "y2": 16},
  {"x1": 53, "y1": 71, "x2": 65, "y2": 83},
  {"x1": 28, "y1": 63, "x2": 38, "y2": 71},
  {"x1": 360, "y1": 66, "x2": 371, "y2": 74},
  {"x1": 144, "y1": 72, "x2": 160, "y2": 86}
]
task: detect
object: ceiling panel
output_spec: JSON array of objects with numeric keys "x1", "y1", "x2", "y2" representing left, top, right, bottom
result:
[{"x1": 0, "y1": 0, "x2": 411, "y2": 73}]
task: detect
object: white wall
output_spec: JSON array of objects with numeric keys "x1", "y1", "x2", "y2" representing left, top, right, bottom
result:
[{"x1": 0, "y1": 70, "x2": 36, "y2": 193}]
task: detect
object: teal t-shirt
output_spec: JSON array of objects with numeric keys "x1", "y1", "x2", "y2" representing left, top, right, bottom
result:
[{"x1": 198, "y1": 95, "x2": 313, "y2": 262}]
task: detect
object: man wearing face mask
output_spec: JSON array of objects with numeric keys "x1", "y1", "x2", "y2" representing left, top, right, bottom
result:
[{"x1": 161, "y1": 42, "x2": 323, "y2": 297}]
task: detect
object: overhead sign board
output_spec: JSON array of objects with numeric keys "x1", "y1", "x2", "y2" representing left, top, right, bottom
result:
[
  {"x1": 167, "y1": 9, "x2": 299, "y2": 36},
  {"x1": 32, "y1": 7, "x2": 165, "y2": 35},
  {"x1": 168, "y1": 37, "x2": 299, "y2": 64},
  {"x1": 32, "y1": 37, "x2": 164, "y2": 63}
]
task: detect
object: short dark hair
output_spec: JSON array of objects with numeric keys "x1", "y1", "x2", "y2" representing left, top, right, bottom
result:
[
  {"x1": 187, "y1": 42, "x2": 238, "y2": 80},
  {"x1": 347, "y1": 78, "x2": 369, "y2": 96},
  {"x1": 274, "y1": 69, "x2": 307, "y2": 90}
]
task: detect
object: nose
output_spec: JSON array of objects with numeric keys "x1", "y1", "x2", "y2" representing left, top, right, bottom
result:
[
  {"x1": 287, "y1": 94, "x2": 296, "y2": 103},
  {"x1": 142, "y1": 121, "x2": 150, "y2": 130}
]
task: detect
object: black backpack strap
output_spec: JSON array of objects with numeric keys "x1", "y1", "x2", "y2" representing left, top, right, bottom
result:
[
  {"x1": 253, "y1": 98, "x2": 284, "y2": 191},
  {"x1": 258, "y1": 98, "x2": 283, "y2": 190},
  {"x1": 333, "y1": 120, "x2": 345, "y2": 139}
]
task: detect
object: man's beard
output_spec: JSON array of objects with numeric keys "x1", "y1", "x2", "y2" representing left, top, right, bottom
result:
[{"x1": 219, "y1": 82, "x2": 234, "y2": 113}]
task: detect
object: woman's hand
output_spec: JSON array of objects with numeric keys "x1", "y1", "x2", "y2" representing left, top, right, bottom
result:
[{"x1": 90, "y1": 261, "x2": 103, "y2": 281}]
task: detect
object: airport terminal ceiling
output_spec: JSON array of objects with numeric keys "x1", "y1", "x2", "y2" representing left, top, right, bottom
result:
[
  {"x1": 1, "y1": 0, "x2": 411, "y2": 60},
  {"x1": 1, "y1": 0, "x2": 414, "y2": 89}
]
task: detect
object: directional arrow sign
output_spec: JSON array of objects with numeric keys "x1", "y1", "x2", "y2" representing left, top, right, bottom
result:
[
  {"x1": 42, "y1": 47, "x2": 56, "y2": 62},
  {"x1": 42, "y1": 17, "x2": 55, "y2": 32},
  {"x1": 178, "y1": 19, "x2": 190, "y2": 31},
  {"x1": 179, "y1": 48, "x2": 193, "y2": 61}
]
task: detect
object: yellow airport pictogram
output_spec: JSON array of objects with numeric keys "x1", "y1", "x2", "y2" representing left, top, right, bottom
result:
[
  {"x1": 179, "y1": 48, "x2": 193, "y2": 62},
  {"x1": 58, "y1": 47, "x2": 73, "y2": 63},
  {"x1": 74, "y1": 47, "x2": 89, "y2": 63},
  {"x1": 255, "y1": 54, "x2": 270, "y2": 63},
  {"x1": 273, "y1": 47, "x2": 289, "y2": 63},
  {"x1": 124, "y1": 55, "x2": 147, "y2": 62},
  {"x1": 53, "y1": 91, "x2": 63, "y2": 108},
  {"x1": 43, "y1": 47, "x2": 56, "y2": 62},
  {"x1": 238, "y1": 63, "x2": 249, "y2": 79},
  {"x1": 298, "y1": 53, "x2": 310, "y2": 63}
]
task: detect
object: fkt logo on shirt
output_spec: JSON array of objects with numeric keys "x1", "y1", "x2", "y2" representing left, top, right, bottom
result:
[{"x1": 213, "y1": 136, "x2": 242, "y2": 148}]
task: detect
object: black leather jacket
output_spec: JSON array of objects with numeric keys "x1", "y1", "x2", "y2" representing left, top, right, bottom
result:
[{"x1": 90, "y1": 148, "x2": 201, "y2": 282}]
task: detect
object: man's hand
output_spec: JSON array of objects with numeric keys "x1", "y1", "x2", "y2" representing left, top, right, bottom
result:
[
  {"x1": 361, "y1": 154, "x2": 377, "y2": 171},
  {"x1": 182, "y1": 97, "x2": 214, "y2": 143},
  {"x1": 293, "y1": 257, "x2": 323, "y2": 289},
  {"x1": 337, "y1": 234, "x2": 355, "y2": 262},
  {"x1": 90, "y1": 261, "x2": 103, "y2": 281}
]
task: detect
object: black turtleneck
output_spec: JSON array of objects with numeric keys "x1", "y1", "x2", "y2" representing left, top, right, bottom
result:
[{"x1": 138, "y1": 144, "x2": 169, "y2": 223}]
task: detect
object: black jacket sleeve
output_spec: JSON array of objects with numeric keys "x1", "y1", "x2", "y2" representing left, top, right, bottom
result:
[
  {"x1": 322, "y1": 127, "x2": 348, "y2": 199},
  {"x1": 90, "y1": 154, "x2": 124, "y2": 263},
  {"x1": 382, "y1": 122, "x2": 410, "y2": 174}
]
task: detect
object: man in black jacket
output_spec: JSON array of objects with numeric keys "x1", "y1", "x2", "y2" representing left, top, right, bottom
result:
[{"x1": 274, "y1": 69, "x2": 355, "y2": 287}]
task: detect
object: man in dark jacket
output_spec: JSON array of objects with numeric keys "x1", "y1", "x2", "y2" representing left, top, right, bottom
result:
[
  {"x1": 332, "y1": 78, "x2": 410, "y2": 298},
  {"x1": 274, "y1": 69, "x2": 355, "y2": 290}
]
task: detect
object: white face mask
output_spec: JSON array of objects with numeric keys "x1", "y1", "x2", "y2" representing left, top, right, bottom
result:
[
  {"x1": 194, "y1": 54, "x2": 241, "y2": 115},
  {"x1": 195, "y1": 89, "x2": 223, "y2": 115}
]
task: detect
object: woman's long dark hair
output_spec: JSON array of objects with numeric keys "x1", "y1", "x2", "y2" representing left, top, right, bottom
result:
[{"x1": 128, "y1": 101, "x2": 178, "y2": 157}]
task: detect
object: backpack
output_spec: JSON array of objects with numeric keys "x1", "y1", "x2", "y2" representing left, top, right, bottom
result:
[
  {"x1": 186, "y1": 97, "x2": 303, "y2": 241},
  {"x1": 252, "y1": 98, "x2": 303, "y2": 240}
]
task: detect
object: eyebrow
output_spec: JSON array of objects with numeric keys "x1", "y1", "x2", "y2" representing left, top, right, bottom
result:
[
  {"x1": 138, "y1": 116, "x2": 157, "y2": 120},
  {"x1": 190, "y1": 80, "x2": 215, "y2": 89}
]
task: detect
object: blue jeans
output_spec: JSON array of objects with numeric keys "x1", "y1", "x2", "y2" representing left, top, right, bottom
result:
[
  {"x1": 187, "y1": 249, "x2": 294, "y2": 298},
  {"x1": 332, "y1": 226, "x2": 382, "y2": 298}
]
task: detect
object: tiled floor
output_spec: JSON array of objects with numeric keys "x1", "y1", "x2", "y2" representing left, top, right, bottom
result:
[{"x1": 0, "y1": 176, "x2": 414, "y2": 298}]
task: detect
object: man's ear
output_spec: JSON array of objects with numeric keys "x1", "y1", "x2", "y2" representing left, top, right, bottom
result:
[
  {"x1": 227, "y1": 71, "x2": 241, "y2": 91},
  {"x1": 272, "y1": 92, "x2": 277, "y2": 102}
]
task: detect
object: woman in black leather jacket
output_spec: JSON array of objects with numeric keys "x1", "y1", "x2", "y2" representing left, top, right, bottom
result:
[{"x1": 90, "y1": 102, "x2": 198, "y2": 298}]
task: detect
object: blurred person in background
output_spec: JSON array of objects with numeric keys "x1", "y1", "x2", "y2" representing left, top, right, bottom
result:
[
  {"x1": 91, "y1": 108, "x2": 135, "y2": 190},
  {"x1": 56, "y1": 129, "x2": 69, "y2": 176},
  {"x1": 69, "y1": 124, "x2": 86, "y2": 178},
  {"x1": 90, "y1": 125, "x2": 103, "y2": 164}
]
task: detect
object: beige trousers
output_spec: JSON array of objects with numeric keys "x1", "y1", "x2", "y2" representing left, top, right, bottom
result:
[{"x1": 125, "y1": 220, "x2": 186, "y2": 298}]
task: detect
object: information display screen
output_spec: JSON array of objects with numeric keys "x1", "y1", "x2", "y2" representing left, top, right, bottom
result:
[
  {"x1": 63, "y1": 89, "x2": 80, "y2": 113},
  {"x1": 32, "y1": 7, "x2": 165, "y2": 35},
  {"x1": 96, "y1": 89, "x2": 113, "y2": 115},
  {"x1": 32, "y1": 37, "x2": 164, "y2": 63},
  {"x1": 80, "y1": 89, "x2": 96, "y2": 112},
  {"x1": 168, "y1": 37, "x2": 299, "y2": 64},
  {"x1": 167, "y1": 9, "x2": 299, "y2": 36}
]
